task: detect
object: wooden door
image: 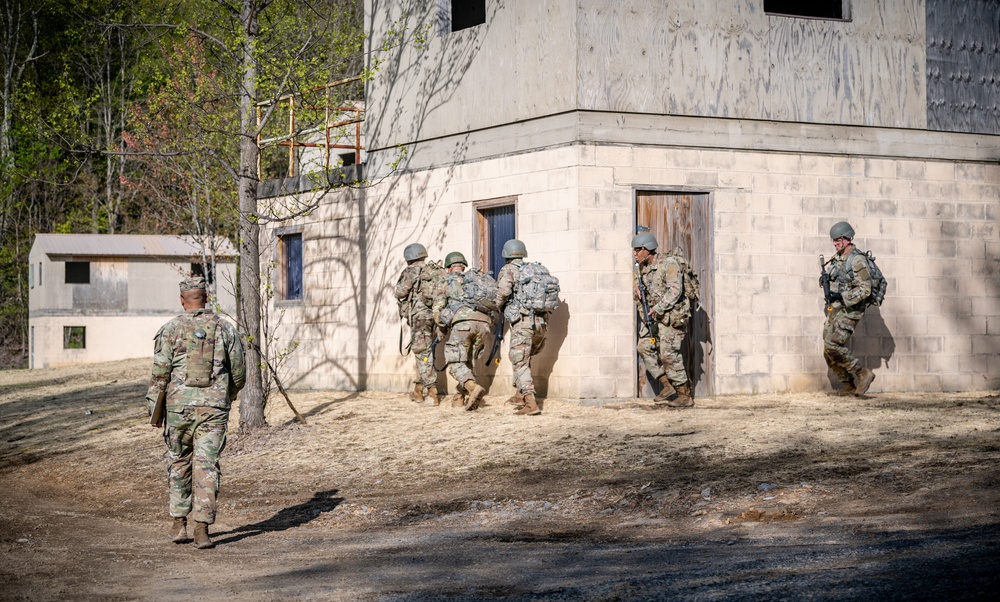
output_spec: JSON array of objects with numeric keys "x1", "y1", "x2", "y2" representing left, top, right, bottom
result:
[{"x1": 635, "y1": 190, "x2": 714, "y2": 397}]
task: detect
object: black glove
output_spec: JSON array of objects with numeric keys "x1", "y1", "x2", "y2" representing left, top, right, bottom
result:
[{"x1": 828, "y1": 291, "x2": 843, "y2": 302}]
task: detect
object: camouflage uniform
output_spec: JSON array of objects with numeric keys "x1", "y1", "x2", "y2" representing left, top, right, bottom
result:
[
  {"x1": 823, "y1": 249, "x2": 872, "y2": 387},
  {"x1": 145, "y1": 281, "x2": 245, "y2": 525},
  {"x1": 434, "y1": 271, "x2": 492, "y2": 393},
  {"x1": 635, "y1": 252, "x2": 691, "y2": 388},
  {"x1": 495, "y1": 259, "x2": 547, "y2": 396},
  {"x1": 394, "y1": 262, "x2": 437, "y2": 391}
]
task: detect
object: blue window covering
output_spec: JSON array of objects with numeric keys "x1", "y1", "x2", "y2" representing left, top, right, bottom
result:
[
  {"x1": 283, "y1": 233, "x2": 303, "y2": 300},
  {"x1": 484, "y1": 205, "x2": 515, "y2": 277}
]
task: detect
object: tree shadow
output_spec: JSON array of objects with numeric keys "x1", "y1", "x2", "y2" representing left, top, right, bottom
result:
[{"x1": 211, "y1": 489, "x2": 344, "y2": 546}]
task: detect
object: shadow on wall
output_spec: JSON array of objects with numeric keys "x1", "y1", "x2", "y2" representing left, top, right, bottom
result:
[
  {"x1": 825, "y1": 305, "x2": 895, "y2": 391},
  {"x1": 683, "y1": 305, "x2": 712, "y2": 395},
  {"x1": 478, "y1": 303, "x2": 570, "y2": 398},
  {"x1": 278, "y1": 1, "x2": 495, "y2": 391}
]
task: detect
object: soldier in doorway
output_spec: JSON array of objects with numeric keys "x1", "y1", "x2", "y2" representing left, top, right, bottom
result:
[
  {"x1": 494, "y1": 239, "x2": 553, "y2": 416},
  {"x1": 144, "y1": 275, "x2": 246, "y2": 549},
  {"x1": 433, "y1": 252, "x2": 491, "y2": 411},
  {"x1": 394, "y1": 243, "x2": 439, "y2": 405},
  {"x1": 632, "y1": 232, "x2": 694, "y2": 408},
  {"x1": 821, "y1": 221, "x2": 876, "y2": 396}
]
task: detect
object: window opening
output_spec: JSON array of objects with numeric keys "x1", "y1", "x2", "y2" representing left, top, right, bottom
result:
[
  {"x1": 764, "y1": 0, "x2": 847, "y2": 20},
  {"x1": 38, "y1": 262, "x2": 42, "y2": 286},
  {"x1": 65, "y1": 261, "x2": 90, "y2": 284},
  {"x1": 191, "y1": 262, "x2": 214, "y2": 285},
  {"x1": 63, "y1": 326, "x2": 86, "y2": 349},
  {"x1": 451, "y1": 0, "x2": 486, "y2": 32},
  {"x1": 278, "y1": 233, "x2": 303, "y2": 301},
  {"x1": 475, "y1": 201, "x2": 516, "y2": 277}
]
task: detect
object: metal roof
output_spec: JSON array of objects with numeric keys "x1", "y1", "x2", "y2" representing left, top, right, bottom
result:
[{"x1": 32, "y1": 234, "x2": 238, "y2": 259}]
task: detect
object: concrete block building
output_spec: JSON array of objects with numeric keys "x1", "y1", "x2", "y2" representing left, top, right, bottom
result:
[
  {"x1": 28, "y1": 234, "x2": 237, "y2": 369},
  {"x1": 261, "y1": 0, "x2": 1000, "y2": 399}
]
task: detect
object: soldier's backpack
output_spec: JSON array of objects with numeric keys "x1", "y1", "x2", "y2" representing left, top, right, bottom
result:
[
  {"x1": 668, "y1": 248, "x2": 700, "y2": 308},
  {"x1": 454, "y1": 267, "x2": 499, "y2": 316},
  {"x1": 417, "y1": 260, "x2": 447, "y2": 310},
  {"x1": 858, "y1": 249, "x2": 887, "y2": 306},
  {"x1": 514, "y1": 262, "x2": 560, "y2": 314}
]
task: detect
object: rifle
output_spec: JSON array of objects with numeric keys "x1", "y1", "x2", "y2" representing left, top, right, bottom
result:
[
  {"x1": 634, "y1": 261, "x2": 657, "y2": 345},
  {"x1": 819, "y1": 255, "x2": 834, "y2": 314},
  {"x1": 149, "y1": 390, "x2": 166, "y2": 428},
  {"x1": 486, "y1": 318, "x2": 505, "y2": 365}
]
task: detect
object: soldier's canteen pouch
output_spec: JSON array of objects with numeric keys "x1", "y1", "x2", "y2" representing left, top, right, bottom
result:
[{"x1": 185, "y1": 315, "x2": 219, "y2": 387}]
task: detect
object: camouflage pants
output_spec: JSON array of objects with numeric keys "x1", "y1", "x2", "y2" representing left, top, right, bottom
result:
[
  {"x1": 508, "y1": 315, "x2": 547, "y2": 395},
  {"x1": 164, "y1": 406, "x2": 228, "y2": 524},
  {"x1": 444, "y1": 319, "x2": 490, "y2": 387},
  {"x1": 637, "y1": 318, "x2": 688, "y2": 386},
  {"x1": 410, "y1": 313, "x2": 438, "y2": 389},
  {"x1": 823, "y1": 307, "x2": 864, "y2": 384}
]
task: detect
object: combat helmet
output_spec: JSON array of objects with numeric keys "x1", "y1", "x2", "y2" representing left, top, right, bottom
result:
[
  {"x1": 403, "y1": 243, "x2": 428, "y2": 262},
  {"x1": 631, "y1": 232, "x2": 658, "y2": 251},
  {"x1": 501, "y1": 239, "x2": 527, "y2": 259},
  {"x1": 444, "y1": 251, "x2": 468, "y2": 267},
  {"x1": 829, "y1": 221, "x2": 855, "y2": 240}
]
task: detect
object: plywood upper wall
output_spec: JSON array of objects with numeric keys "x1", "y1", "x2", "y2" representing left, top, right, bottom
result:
[
  {"x1": 367, "y1": 0, "x2": 931, "y2": 150},
  {"x1": 577, "y1": 0, "x2": 926, "y2": 127}
]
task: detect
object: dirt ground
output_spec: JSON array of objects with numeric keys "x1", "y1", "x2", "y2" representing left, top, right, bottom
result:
[{"x1": 1, "y1": 359, "x2": 999, "y2": 601}]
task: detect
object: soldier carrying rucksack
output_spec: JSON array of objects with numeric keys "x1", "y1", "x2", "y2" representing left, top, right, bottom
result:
[
  {"x1": 819, "y1": 221, "x2": 883, "y2": 397},
  {"x1": 394, "y1": 243, "x2": 441, "y2": 405},
  {"x1": 432, "y1": 251, "x2": 494, "y2": 411},
  {"x1": 494, "y1": 239, "x2": 560, "y2": 416}
]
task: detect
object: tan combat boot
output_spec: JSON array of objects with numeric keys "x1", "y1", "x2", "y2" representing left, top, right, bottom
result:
[
  {"x1": 834, "y1": 382, "x2": 856, "y2": 396},
  {"x1": 853, "y1": 368, "x2": 875, "y2": 396},
  {"x1": 465, "y1": 380, "x2": 487, "y2": 411},
  {"x1": 409, "y1": 382, "x2": 424, "y2": 403},
  {"x1": 514, "y1": 393, "x2": 541, "y2": 416},
  {"x1": 506, "y1": 392, "x2": 525, "y2": 407},
  {"x1": 426, "y1": 386, "x2": 440, "y2": 406},
  {"x1": 667, "y1": 383, "x2": 694, "y2": 408},
  {"x1": 653, "y1": 375, "x2": 678, "y2": 404},
  {"x1": 170, "y1": 517, "x2": 189, "y2": 543},
  {"x1": 193, "y1": 521, "x2": 214, "y2": 549},
  {"x1": 449, "y1": 392, "x2": 467, "y2": 408}
]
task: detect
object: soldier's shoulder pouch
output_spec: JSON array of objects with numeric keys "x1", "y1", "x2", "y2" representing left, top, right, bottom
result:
[{"x1": 185, "y1": 313, "x2": 221, "y2": 387}]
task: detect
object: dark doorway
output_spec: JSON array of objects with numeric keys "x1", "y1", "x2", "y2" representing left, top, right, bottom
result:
[{"x1": 635, "y1": 190, "x2": 714, "y2": 397}]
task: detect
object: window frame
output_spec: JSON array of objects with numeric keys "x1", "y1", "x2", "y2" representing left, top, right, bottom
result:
[
  {"x1": 65, "y1": 261, "x2": 90, "y2": 284},
  {"x1": 763, "y1": 0, "x2": 850, "y2": 21},
  {"x1": 474, "y1": 196, "x2": 517, "y2": 277},
  {"x1": 63, "y1": 326, "x2": 86, "y2": 349},
  {"x1": 275, "y1": 228, "x2": 304, "y2": 303}
]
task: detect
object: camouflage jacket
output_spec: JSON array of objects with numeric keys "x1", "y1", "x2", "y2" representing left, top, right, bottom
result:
[
  {"x1": 634, "y1": 252, "x2": 688, "y2": 323},
  {"x1": 829, "y1": 248, "x2": 872, "y2": 311},
  {"x1": 146, "y1": 308, "x2": 246, "y2": 412},
  {"x1": 394, "y1": 262, "x2": 432, "y2": 320},
  {"x1": 494, "y1": 259, "x2": 520, "y2": 321}
]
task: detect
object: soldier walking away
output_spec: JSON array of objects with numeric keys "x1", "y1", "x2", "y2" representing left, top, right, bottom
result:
[
  {"x1": 433, "y1": 252, "x2": 494, "y2": 411},
  {"x1": 394, "y1": 243, "x2": 440, "y2": 405},
  {"x1": 632, "y1": 232, "x2": 695, "y2": 408},
  {"x1": 144, "y1": 276, "x2": 246, "y2": 549},
  {"x1": 494, "y1": 239, "x2": 560, "y2": 416},
  {"x1": 820, "y1": 221, "x2": 877, "y2": 396}
]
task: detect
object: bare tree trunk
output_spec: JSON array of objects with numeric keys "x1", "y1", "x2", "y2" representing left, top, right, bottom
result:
[{"x1": 237, "y1": 0, "x2": 266, "y2": 430}]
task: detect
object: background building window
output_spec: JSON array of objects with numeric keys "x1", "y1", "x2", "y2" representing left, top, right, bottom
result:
[
  {"x1": 63, "y1": 326, "x2": 86, "y2": 349},
  {"x1": 191, "y1": 262, "x2": 214, "y2": 284},
  {"x1": 764, "y1": 0, "x2": 847, "y2": 20},
  {"x1": 279, "y1": 233, "x2": 303, "y2": 301},
  {"x1": 475, "y1": 201, "x2": 516, "y2": 277},
  {"x1": 451, "y1": 0, "x2": 486, "y2": 32},
  {"x1": 65, "y1": 261, "x2": 90, "y2": 284}
]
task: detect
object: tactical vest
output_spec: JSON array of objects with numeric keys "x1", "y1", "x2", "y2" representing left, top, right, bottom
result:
[{"x1": 185, "y1": 313, "x2": 220, "y2": 387}]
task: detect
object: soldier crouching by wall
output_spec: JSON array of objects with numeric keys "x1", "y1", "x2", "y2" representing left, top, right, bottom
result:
[{"x1": 144, "y1": 275, "x2": 245, "y2": 549}]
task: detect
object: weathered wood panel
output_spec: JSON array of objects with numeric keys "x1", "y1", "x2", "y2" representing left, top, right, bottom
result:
[
  {"x1": 767, "y1": 0, "x2": 925, "y2": 127},
  {"x1": 926, "y1": 0, "x2": 1000, "y2": 134}
]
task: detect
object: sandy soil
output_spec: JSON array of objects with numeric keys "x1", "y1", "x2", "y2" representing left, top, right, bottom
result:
[{"x1": 1, "y1": 359, "x2": 999, "y2": 601}]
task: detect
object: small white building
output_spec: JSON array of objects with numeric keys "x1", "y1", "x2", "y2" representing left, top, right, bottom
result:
[{"x1": 27, "y1": 234, "x2": 237, "y2": 369}]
